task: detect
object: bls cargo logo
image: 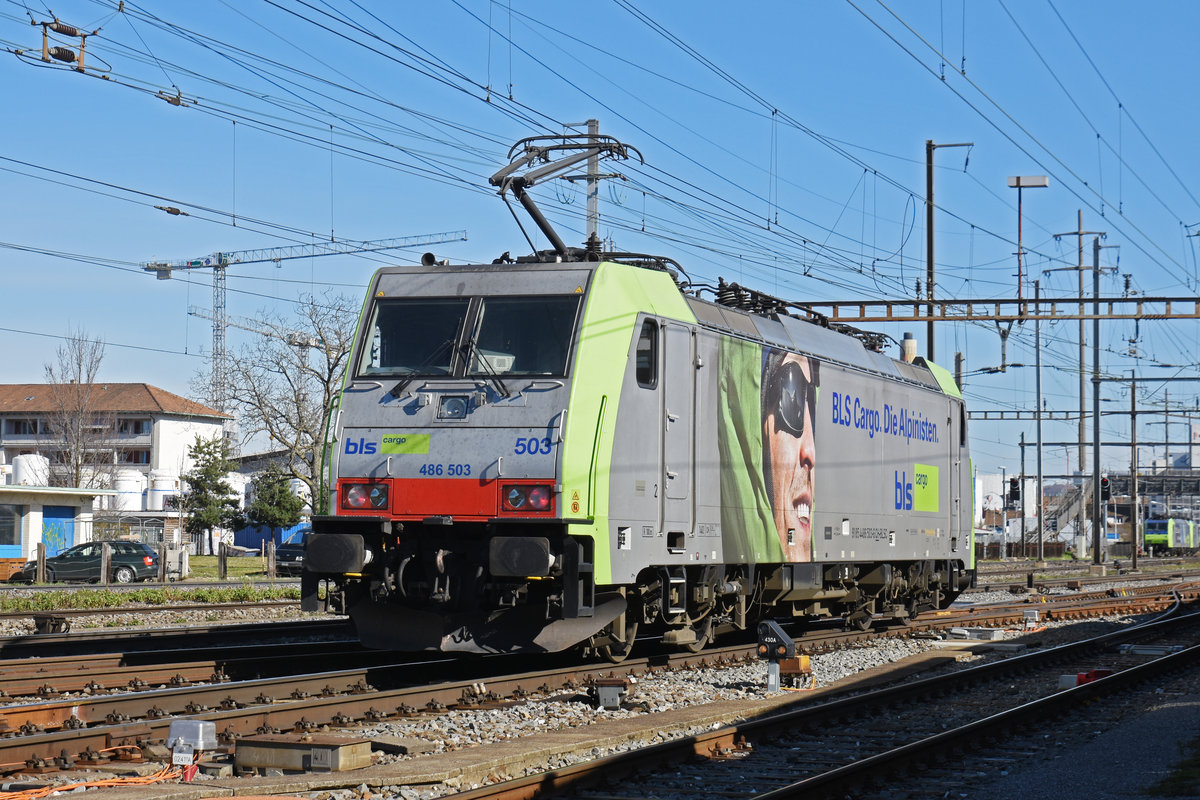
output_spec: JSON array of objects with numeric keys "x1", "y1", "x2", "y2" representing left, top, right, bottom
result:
[
  {"x1": 894, "y1": 464, "x2": 939, "y2": 512},
  {"x1": 894, "y1": 471, "x2": 913, "y2": 510},
  {"x1": 343, "y1": 433, "x2": 431, "y2": 455}
]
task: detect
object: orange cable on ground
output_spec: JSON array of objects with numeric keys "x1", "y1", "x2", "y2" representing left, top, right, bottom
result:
[{"x1": 0, "y1": 764, "x2": 182, "y2": 800}]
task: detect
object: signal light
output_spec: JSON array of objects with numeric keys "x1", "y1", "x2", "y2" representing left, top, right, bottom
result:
[
  {"x1": 501, "y1": 484, "x2": 554, "y2": 513},
  {"x1": 341, "y1": 483, "x2": 389, "y2": 510},
  {"x1": 1100, "y1": 477, "x2": 1111, "y2": 500},
  {"x1": 1008, "y1": 477, "x2": 1021, "y2": 502},
  {"x1": 527, "y1": 486, "x2": 550, "y2": 510}
]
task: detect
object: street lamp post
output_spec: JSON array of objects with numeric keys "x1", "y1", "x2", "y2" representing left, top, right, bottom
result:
[
  {"x1": 1130, "y1": 370, "x2": 1139, "y2": 572},
  {"x1": 1007, "y1": 175, "x2": 1049, "y2": 302},
  {"x1": 925, "y1": 140, "x2": 972, "y2": 362}
]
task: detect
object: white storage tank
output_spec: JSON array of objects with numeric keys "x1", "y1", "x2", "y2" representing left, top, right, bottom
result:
[
  {"x1": 227, "y1": 473, "x2": 249, "y2": 510},
  {"x1": 288, "y1": 478, "x2": 313, "y2": 514},
  {"x1": 113, "y1": 469, "x2": 145, "y2": 512},
  {"x1": 12, "y1": 454, "x2": 49, "y2": 486},
  {"x1": 147, "y1": 470, "x2": 179, "y2": 511}
]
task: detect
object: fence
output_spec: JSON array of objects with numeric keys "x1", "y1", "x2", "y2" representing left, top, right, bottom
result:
[
  {"x1": 975, "y1": 541, "x2": 1068, "y2": 560},
  {"x1": 92, "y1": 515, "x2": 204, "y2": 554}
]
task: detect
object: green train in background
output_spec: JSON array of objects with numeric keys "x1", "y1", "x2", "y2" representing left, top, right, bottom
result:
[
  {"x1": 303, "y1": 135, "x2": 975, "y2": 661},
  {"x1": 1143, "y1": 518, "x2": 1195, "y2": 555}
]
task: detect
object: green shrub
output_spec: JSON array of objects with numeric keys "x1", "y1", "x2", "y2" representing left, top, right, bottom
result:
[{"x1": 0, "y1": 585, "x2": 299, "y2": 612}]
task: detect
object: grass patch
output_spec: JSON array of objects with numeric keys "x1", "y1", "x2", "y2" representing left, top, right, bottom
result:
[
  {"x1": 187, "y1": 555, "x2": 275, "y2": 580},
  {"x1": 0, "y1": 584, "x2": 299, "y2": 612}
]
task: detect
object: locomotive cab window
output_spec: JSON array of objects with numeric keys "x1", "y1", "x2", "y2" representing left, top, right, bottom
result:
[
  {"x1": 358, "y1": 295, "x2": 580, "y2": 379},
  {"x1": 467, "y1": 296, "x2": 580, "y2": 377},
  {"x1": 635, "y1": 319, "x2": 657, "y2": 388},
  {"x1": 360, "y1": 298, "x2": 470, "y2": 376}
]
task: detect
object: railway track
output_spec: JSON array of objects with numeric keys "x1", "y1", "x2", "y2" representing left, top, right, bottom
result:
[
  {"x1": 0, "y1": 617, "x2": 354, "y2": 659},
  {"x1": 0, "y1": 578, "x2": 1179, "y2": 707},
  {"x1": 0, "y1": 584, "x2": 1193, "y2": 783},
  {"x1": 967, "y1": 563, "x2": 1200, "y2": 593},
  {"x1": 440, "y1": 592, "x2": 1200, "y2": 799},
  {"x1": 0, "y1": 599, "x2": 301, "y2": 628}
]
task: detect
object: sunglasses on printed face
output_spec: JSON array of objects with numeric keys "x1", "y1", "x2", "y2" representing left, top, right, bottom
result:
[{"x1": 774, "y1": 360, "x2": 816, "y2": 438}]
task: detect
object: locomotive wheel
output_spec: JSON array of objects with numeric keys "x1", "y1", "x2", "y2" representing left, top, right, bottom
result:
[
  {"x1": 846, "y1": 611, "x2": 873, "y2": 631},
  {"x1": 682, "y1": 617, "x2": 713, "y2": 653},
  {"x1": 598, "y1": 621, "x2": 639, "y2": 664}
]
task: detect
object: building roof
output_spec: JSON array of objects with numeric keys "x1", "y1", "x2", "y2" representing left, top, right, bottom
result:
[
  {"x1": 0, "y1": 384, "x2": 230, "y2": 420},
  {"x1": 0, "y1": 485, "x2": 118, "y2": 497}
]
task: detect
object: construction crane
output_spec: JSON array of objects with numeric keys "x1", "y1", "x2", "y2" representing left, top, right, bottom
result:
[
  {"x1": 188, "y1": 306, "x2": 319, "y2": 350},
  {"x1": 143, "y1": 230, "x2": 468, "y2": 412}
]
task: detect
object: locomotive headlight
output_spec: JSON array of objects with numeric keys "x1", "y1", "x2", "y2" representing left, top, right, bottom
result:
[
  {"x1": 501, "y1": 483, "x2": 554, "y2": 513},
  {"x1": 437, "y1": 395, "x2": 469, "y2": 420},
  {"x1": 368, "y1": 484, "x2": 389, "y2": 508},
  {"x1": 345, "y1": 485, "x2": 369, "y2": 508},
  {"x1": 342, "y1": 483, "x2": 388, "y2": 510}
]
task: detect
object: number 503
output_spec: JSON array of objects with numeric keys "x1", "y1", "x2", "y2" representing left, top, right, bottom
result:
[{"x1": 513, "y1": 437, "x2": 552, "y2": 455}]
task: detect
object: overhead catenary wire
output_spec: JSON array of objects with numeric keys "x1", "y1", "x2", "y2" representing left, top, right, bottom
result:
[{"x1": 2, "y1": 1, "x2": 1195, "y2": 447}]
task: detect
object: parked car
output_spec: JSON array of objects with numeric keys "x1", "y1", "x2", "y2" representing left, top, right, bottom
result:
[
  {"x1": 16, "y1": 541, "x2": 160, "y2": 584},
  {"x1": 274, "y1": 530, "x2": 308, "y2": 576}
]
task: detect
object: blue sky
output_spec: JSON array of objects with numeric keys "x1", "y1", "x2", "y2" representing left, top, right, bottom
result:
[{"x1": 3, "y1": 0, "x2": 1199, "y2": 477}]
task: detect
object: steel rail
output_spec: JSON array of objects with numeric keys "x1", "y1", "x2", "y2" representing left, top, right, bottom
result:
[
  {"x1": 439, "y1": 600, "x2": 1200, "y2": 800},
  {"x1": 0, "y1": 588, "x2": 1190, "y2": 771}
]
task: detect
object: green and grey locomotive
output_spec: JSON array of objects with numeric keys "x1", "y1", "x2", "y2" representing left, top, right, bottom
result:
[{"x1": 303, "y1": 136, "x2": 975, "y2": 661}]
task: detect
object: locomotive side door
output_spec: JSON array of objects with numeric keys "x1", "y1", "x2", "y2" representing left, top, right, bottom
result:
[
  {"x1": 661, "y1": 321, "x2": 695, "y2": 540},
  {"x1": 947, "y1": 398, "x2": 959, "y2": 540}
]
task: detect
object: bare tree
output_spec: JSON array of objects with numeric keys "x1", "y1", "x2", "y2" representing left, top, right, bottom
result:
[
  {"x1": 218, "y1": 291, "x2": 358, "y2": 513},
  {"x1": 42, "y1": 329, "x2": 116, "y2": 489}
]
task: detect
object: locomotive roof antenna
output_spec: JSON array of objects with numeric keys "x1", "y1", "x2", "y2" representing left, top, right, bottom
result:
[{"x1": 490, "y1": 128, "x2": 642, "y2": 260}]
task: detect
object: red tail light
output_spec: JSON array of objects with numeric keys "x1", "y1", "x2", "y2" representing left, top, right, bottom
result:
[
  {"x1": 527, "y1": 486, "x2": 551, "y2": 510},
  {"x1": 143, "y1": 556, "x2": 154, "y2": 566},
  {"x1": 501, "y1": 484, "x2": 554, "y2": 514},
  {"x1": 342, "y1": 483, "x2": 389, "y2": 510}
]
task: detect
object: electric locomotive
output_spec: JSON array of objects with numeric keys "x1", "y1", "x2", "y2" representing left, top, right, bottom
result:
[
  {"x1": 303, "y1": 135, "x2": 975, "y2": 660},
  {"x1": 1143, "y1": 517, "x2": 1195, "y2": 555}
]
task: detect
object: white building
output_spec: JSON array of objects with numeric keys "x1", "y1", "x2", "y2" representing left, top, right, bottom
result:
[
  {"x1": 0, "y1": 383, "x2": 230, "y2": 515},
  {"x1": 0, "y1": 485, "x2": 116, "y2": 577}
]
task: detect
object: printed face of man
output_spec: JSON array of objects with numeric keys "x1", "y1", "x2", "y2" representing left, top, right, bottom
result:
[{"x1": 764, "y1": 354, "x2": 816, "y2": 561}]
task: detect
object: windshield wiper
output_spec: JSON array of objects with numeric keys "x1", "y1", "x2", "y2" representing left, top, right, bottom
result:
[
  {"x1": 388, "y1": 338, "x2": 455, "y2": 398},
  {"x1": 462, "y1": 337, "x2": 510, "y2": 398}
]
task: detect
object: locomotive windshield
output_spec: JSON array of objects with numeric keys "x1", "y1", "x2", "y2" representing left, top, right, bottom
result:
[
  {"x1": 359, "y1": 295, "x2": 581, "y2": 378},
  {"x1": 360, "y1": 298, "x2": 469, "y2": 376}
]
